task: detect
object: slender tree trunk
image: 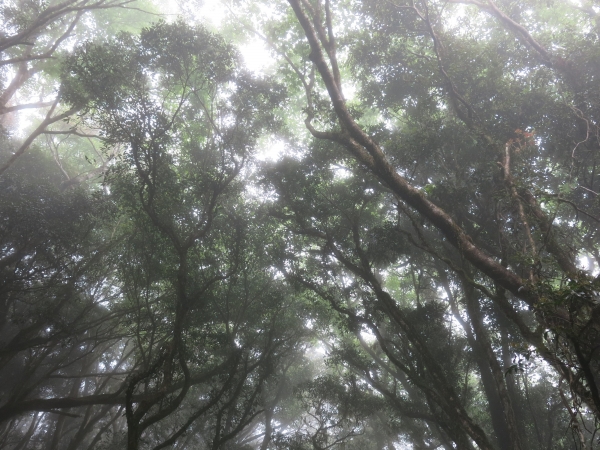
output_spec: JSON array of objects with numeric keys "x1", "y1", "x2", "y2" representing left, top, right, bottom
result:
[
  {"x1": 440, "y1": 268, "x2": 511, "y2": 449},
  {"x1": 462, "y1": 278, "x2": 523, "y2": 450},
  {"x1": 259, "y1": 408, "x2": 273, "y2": 450}
]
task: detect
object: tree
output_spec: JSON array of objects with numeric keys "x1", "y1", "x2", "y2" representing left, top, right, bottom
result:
[
  {"x1": 2, "y1": 0, "x2": 600, "y2": 449},
  {"x1": 1, "y1": 19, "x2": 307, "y2": 450},
  {"x1": 0, "y1": 0, "x2": 158, "y2": 178},
  {"x1": 244, "y1": 0, "x2": 600, "y2": 448}
]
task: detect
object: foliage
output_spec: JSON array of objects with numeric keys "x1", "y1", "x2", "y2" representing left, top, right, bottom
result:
[{"x1": 2, "y1": 1, "x2": 600, "y2": 449}]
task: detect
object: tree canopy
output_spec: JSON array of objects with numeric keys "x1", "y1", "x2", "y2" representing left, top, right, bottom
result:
[{"x1": 1, "y1": 1, "x2": 599, "y2": 449}]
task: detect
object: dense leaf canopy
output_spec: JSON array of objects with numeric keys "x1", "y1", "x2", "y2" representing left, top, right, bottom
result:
[{"x1": 1, "y1": 1, "x2": 599, "y2": 449}]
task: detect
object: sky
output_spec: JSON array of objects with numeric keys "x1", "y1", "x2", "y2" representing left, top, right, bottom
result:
[
  {"x1": 160, "y1": 0, "x2": 275, "y2": 74},
  {"x1": 158, "y1": 0, "x2": 285, "y2": 161}
]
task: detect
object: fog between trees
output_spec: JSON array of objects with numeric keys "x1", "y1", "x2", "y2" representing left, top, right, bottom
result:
[{"x1": 1, "y1": 1, "x2": 600, "y2": 449}]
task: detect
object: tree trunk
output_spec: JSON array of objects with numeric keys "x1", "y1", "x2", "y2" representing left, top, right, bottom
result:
[{"x1": 462, "y1": 278, "x2": 524, "y2": 450}]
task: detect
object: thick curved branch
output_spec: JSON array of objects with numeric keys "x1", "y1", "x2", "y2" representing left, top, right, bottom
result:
[
  {"x1": 287, "y1": 0, "x2": 533, "y2": 306},
  {"x1": 0, "y1": 350, "x2": 238, "y2": 424}
]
